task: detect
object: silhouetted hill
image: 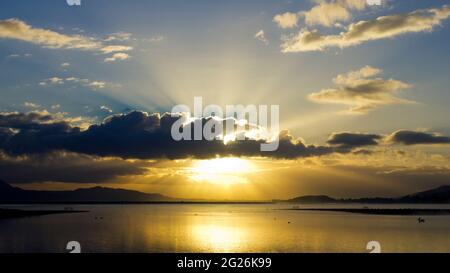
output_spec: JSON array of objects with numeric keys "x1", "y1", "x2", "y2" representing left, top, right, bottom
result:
[
  {"x1": 286, "y1": 195, "x2": 337, "y2": 203},
  {"x1": 0, "y1": 180, "x2": 173, "y2": 203},
  {"x1": 2, "y1": 180, "x2": 450, "y2": 204},
  {"x1": 286, "y1": 185, "x2": 450, "y2": 204},
  {"x1": 0, "y1": 180, "x2": 15, "y2": 191},
  {"x1": 399, "y1": 185, "x2": 450, "y2": 203}
]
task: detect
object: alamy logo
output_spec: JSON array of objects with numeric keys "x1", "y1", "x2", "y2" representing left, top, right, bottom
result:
[
  {"x1": 366, "y1": 241, "x2": 381, "y2": 253},
  {"x1": 66, "y1": 0, "x2": 81, "y2": 6},
  {"x1": 170, "y1": 97, "x2": 280, "y2": 152},
  {"x1": 66, "y1": 241, "x2": 81, "y2": 253}
]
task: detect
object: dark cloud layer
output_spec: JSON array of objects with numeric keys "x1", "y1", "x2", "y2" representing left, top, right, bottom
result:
[
  {"x1": 0, "y1": 152, "x2": 148, "y2": 184},
  {"x1": 1, "y1": 112, "x2": 449, "y2": 163},
  {"x1": 0, "y1": 111, "x2": 344, "y2": 160},
  {"x1": 388, "y1": 130, "x2": 450, "y2": 145},
  {"x1": 327, "y1": 132, "x2": 382, "y2": 148},
  {"x1": 1, "y1": 111, "x2": 449, "y2": 185}
]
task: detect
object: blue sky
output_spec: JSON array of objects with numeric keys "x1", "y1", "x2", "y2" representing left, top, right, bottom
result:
[{"x1": 1, "y1": 0, "x2": 450, "y2": 142}]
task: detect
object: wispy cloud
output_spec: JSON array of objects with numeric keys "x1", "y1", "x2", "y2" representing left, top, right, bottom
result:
[
  {"x1": 24, "y1": 102, "x2": 41, "y2": 109},
  {"x1": 100, "y1": 45, "x2": 133, "y2": 54},
  {"x1": 6, "y1": 53, "x2": 32, "y2": 58},
  {"x1": 0, "y1": 18, "x2": 99, "y2": 50},
  {"x1": 104, "y1": 52, "x2": 130, "y2": 62},
  {"x1": 39, "y1": 77, "x2": 64, "y2": 85},
  {"x1": 100, "y1": 106, "x2": 113, "y2": 113},
  {"x1": 104, "y1": 32, "x2": 132, "y2": 42},
  {"x1": 39, "y1": 76, "x2": 114, "y2": 90},
  {"x1": 282, "y1": 5, "x2": 450, "y2": 52},
  {"x1": 254, "y1": 30, "x2": 269, "y2": 45},
  {"x1": 0, "y1": 18, "x2": 134, "y2": 56}
]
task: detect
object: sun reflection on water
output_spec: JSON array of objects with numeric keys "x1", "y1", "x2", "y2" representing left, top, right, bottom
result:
[{"x1": 191, "y1": 223, "x2": 246, "y2": 252}]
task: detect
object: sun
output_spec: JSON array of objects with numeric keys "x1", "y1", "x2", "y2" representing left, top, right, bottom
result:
[{"x1": 189, "y1": 157, "x2": 255, "y2": 185}]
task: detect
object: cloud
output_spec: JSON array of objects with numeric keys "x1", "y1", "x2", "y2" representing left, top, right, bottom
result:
[
  {"x1": 273, "y1": 12, "x2": 300, "y2": 29},
  {"x1": 303, "y1": 0, "x2": 367, "y2": 27},
  {"x1": 0, "y1": 18, "x2": 99, "y2": 50},
  {"x1": 100, "y1": 45, "x2": 133, "y2": 54},
  {"x1": 327, "y1": 132, "x2": 382, "y2": 147},
  {"x1": 0, "y1": 111, "x2": 350, "y2": 160},
  {"x1": 39, "y1": 76, "x2": 110, "y2": 90},
  {"x1": 24, "y1": 102, "x2": 41, "y2": 109},
  {"x1": 326, "y1": 130, "x2": 450, "y2": 148},
  {"x1": 0, "y1": 18, "x2": 134, "y2": 56},
  {"x1": 352, "y1": 149, "x2": 375, "y2": 155},
  {"x1": 6, "y1": 53, "x2": 31, "y2": 58},
  {"x1": 0, "y1": 112, "x2": 76, "y2": 153},
  {"x1": 100, "y1": 106, "x2": 113, "y2": 113},
  {"x1": 104, "y1": 32, "x2": 132, "y2": 42},
  {"x1": 2, "y1": 111, "x2": 448, "y2": 163},
  {"x1": 254, "y1": 30, "x2": 269, "y2": 45},
  {"x1": 282, "y1": 5, "x2": 450, "y2": 52},
  {"x1": 388, "y1": 130, "x2": 450, "y2": 145},
  {"x1": 39, "y1": 77, "x2": 64, "y2": 86},
  {"x1": 308, "y1": 66, "x2": 412, "y2": 114},
  {"x1": 273, "y1": 0, "x2": 366, "y2": 29},
  {"x1": 0, "y1": 151, "x2": 148, "y2": 184},
  {"x1": 104, "y1": 52, "x2": 130, "y2": 62},
  {"x1": 0, "y1": 111, "x2": 55, "y2": 127},
  {"x1": 88, "y1": 81, "x2": 107, "y2": 89},
  {"x1": 2, "y1": 113, "x2": 449, "y2": 189}
]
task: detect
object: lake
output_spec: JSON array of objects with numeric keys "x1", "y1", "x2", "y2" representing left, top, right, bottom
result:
[{"x1": 0, "y1": 204, "x2": 449, "y2": 253}]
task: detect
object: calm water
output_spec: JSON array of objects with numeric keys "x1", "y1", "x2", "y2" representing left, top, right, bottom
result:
[{"x1": 1, "y1": 204, "x2": 449, "y2": 253}]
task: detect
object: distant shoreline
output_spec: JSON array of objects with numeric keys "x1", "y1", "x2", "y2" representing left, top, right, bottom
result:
[
  {"x1": 3, "y1": 207, "x2": 450, "y2": 220},
  {"x1": 280, "y1": 208, "x2": 450, "y2": 215},
  {"x1": 1, "y1": 201, "x2": 449, "y2": 205},
  {"x1": 1, "y1": 181, "x2": 449, "y2": 204},
  {"x1": 0, "y1": 208, "x2": 89, "y2": 219},
  {"x1": 0, "y1": 201, "x2": 273, "y2": 205}
]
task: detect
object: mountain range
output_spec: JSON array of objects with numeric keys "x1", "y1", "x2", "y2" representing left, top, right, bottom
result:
[
  {"x1": 286, "y1": 185, "x2": 450, "y2": 204},
  {"x1": 1, "y1": 180, "x2": 449, "y2": 203},
  {"x1": 0, "y1": 180, "x2": 173, "y2": 203}
]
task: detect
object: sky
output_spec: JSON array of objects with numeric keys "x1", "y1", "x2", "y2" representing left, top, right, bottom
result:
[{"x1": 0, "y1": 0, "x2": 450, "y2": 200}]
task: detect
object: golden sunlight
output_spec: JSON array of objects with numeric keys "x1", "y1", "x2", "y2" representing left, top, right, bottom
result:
[
  {"x1": 189, "y1": 157, "x2": 255, "y2": 185},
  {"x1": 191, "y1": 224, "x2": 246, "y2": 252}
]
